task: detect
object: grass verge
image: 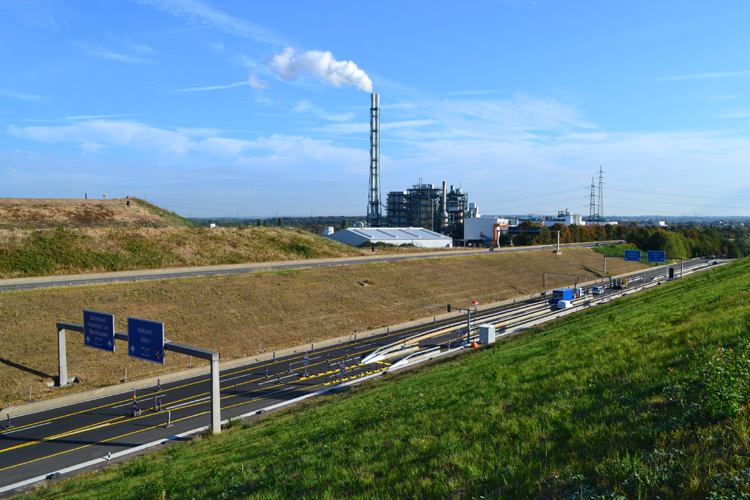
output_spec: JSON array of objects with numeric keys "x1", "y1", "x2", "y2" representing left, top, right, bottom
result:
[
  {"x1": 0, "y1": 247, "x2": 644, "y2": 406},
  {"x1": 21, "y1": 258, "x2": 750, "y2": 499}
]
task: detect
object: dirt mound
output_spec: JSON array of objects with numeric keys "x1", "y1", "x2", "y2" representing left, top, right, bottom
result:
[{"x1": 0, "y1": 198, "x2": 190, "y2": 229}]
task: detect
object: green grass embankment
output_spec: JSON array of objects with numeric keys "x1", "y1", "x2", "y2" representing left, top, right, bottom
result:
[
  {"x1": 0, "y1": 226, "x2": 363, "y2": 278},
  {"x1": 27, "y1": 259, "x2": 750, "y2": 499}
]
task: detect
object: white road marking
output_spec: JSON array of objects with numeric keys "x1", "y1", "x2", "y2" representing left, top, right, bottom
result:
[
  {"x1": 221, "y1": 373, "x2": 255, "y2": 383},
  {"x1": 165, "y1": 396, "x2": 210, "y2": 410},
  {"x1": 0, "y1": 422, "x2": 51, "y2": 435},
  {"x1": 54, "y1": 423, "x2": 111, "y2": 439},
  {"x1": 110, "y1": 396, "x2": 155, "y2": 409},
  {"x1": 259, "y1": 374, "x2": 296, "y2": 385}
]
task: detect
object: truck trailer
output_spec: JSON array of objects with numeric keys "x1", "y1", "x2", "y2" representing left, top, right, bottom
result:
[
  {"x1": 552, "y1": 288, "x2": 574, "y2": 302},
  {"x1": 612, "y1": 278, "x2": 629, "y2": 289},
  {"x1": 551, "y1": 288, "x2": 583, "y2": 302}
]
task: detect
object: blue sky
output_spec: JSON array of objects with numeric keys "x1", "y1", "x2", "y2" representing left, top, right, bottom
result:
[{"x1": 2, "y1": 1, "x2": 750, "y2": 218}]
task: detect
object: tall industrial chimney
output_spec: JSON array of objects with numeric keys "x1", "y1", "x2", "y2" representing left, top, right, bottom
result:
[
  {"x1": 367, "y1": 94, "x2": 381, "y2": 227},
  {"x1": 440, "y1": 181, "x2": 449, "y2": 229}
]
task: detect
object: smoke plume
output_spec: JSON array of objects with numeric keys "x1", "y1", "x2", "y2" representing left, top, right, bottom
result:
[{"x1": 267, "y1": 47, "x2": 373, "y2": 92}]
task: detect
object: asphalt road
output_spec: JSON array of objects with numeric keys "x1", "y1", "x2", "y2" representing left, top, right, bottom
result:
[
  {"x1": 0, "y1": 241, "x2": 617, "y2": 293},
  {"x1": 0, "y1": 256, "x2": 716, "y2": 495}
]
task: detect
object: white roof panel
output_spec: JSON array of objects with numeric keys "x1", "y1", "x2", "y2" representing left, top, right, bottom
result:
[{"x1": 326, "y1": 227, "x2": 451, "y2": 244}]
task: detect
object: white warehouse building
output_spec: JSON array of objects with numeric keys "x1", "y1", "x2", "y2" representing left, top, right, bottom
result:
[
  {"x1": 324, "y1": 227, "x2": 453, "y2": 248},
  {"x1": 543, "y1": 210, "x2": 585, "y2": 227},
  {"x1": 463, "y1": 217, "x2": 509, "y2": 243}
]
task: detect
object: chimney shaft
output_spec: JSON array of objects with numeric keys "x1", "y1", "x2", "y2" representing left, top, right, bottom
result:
[{"x1": 367, "y1": 94, "x2": 381, "y2": 226}]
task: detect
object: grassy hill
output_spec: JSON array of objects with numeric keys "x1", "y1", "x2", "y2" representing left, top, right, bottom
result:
[
  {"x1": 0, "y1": 225, "x2": 371, "y2": 278},
  {"x1": 24, "y1": 258, "x2": 750, "y2": 499},
  {"x1": 0, "y1": 197, "x2": 194, "y2": 230}
]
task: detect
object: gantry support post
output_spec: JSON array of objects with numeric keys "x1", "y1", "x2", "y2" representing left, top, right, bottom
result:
[
  {"x1": 210, "y1": 355, "x2": 221, "y2": 434},
  {"x1": 57, "y1": 326, "x2": 67, "y2": 387}
]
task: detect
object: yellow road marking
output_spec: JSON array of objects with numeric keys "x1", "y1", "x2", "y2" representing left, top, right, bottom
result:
[
  {"x1": 1, "y1": 300, "x2": 526, "y2": 445},
  {"x1": 0, "y1": 417, "x2": 123, "y2": 454}
]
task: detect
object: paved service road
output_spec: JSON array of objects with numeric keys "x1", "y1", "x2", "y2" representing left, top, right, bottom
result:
[
  {"x1": 0, "y1": 257, "x2": 716, "y2": 495},
  {"x1": 0, "y1": 241, "x2": 618, "y2": 293}
]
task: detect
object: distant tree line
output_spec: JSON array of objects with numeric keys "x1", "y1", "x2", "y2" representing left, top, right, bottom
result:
[
  {"x1": 190, "y1": 216, "x2": 364, "y2": 234},
  {"x1": 498, "y1": 222, "x2": 749, "y2": 258}
]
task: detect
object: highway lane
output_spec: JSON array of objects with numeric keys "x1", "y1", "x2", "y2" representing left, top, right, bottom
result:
[
  {"x1": 0, "y1": 300, "x2": 525, "y2": 491},
  {"x1": 0, "y1": 241, "x2": 617, "y2": 293},
  {"x1": 0, "y1": 256, "x2": 716, "y2": 493}
]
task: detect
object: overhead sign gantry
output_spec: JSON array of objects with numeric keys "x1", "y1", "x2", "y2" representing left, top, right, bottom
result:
[
  {"x1": 624, "y1": 250, "x2": 641, "y2": 262},
  {"x1": 128, "y1": 317, "x2": 165, "y2": 364},
  {"x1": 56, "y1": 311, "x2": 222, "y2": 434},
  {"x1": 83, "y1": 310, "x2": 115, "y2": 353}
]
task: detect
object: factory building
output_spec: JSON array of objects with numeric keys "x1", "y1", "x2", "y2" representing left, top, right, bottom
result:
[
  {"x1": 324, "y1": 227, "x2": 453, "y2": 248},
  {"x1": 386, "y1": 180, "x2": 470, "y2": 239},
  {"x1": 543, "y1": 209, "x2": 586, "y2": 227},
  {"x1": 463, "y1": 217, "x2": 510, "y2": 246}
]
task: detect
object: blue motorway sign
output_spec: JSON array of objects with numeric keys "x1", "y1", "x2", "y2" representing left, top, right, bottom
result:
[
  {"x1": 127, "y1": 317, "x2": 164, "y2": 364},
  {"x1": 647, "y1": 251, "x2": 666, "y2": 263},
  {"x1": 83, "y1": 310, "x2": 115, "y2": 353},
  {"x1": 624, "y1": 250, "x2": 642, "y2": 262}
]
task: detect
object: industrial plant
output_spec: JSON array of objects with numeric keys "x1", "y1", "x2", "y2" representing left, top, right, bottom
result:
[
  {"x1": 327, "y1": 93, "x2": 606, "y2": 249},
  {"x1": 365, "y1": 93, "x2": 476, "y2": 237}
]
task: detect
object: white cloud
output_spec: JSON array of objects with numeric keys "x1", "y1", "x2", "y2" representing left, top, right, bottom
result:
[
  {"x1": 80, "y1": 142, "x2": 106, "y2": 153},
  {"x1": 196, "y1": 136, "x2": 253, "y2": 156},
  {"x1": 267, "y1": 47, "x2": 373, "y2": 92},
  {"x1": 175, "y1": 81, "x2": 247, "y2": 92},
  {"x1": 0, "y1": 89, "x2": 43, "y2": 101},
  {"x1": 6, "y1": 120, "x2": 369, "y2": 161},
  {"x1": 139, "y1": 0, "x2": 283, "y2": 45},
  {"x1": 438, "y1": 94, "x2": 594, "y2": 132},
  {"x1": 6, "y1": 117, "x2": 750, "y2": 216},
  {"x1": 381, "y1": 129, "x2": 750, "y2": 216},
  {"x1": 657, "y1": 70, "x2": 750, "y2": 81},
  {"x1": 76, "y1": 43, "x2": 151, "y2": 64},
  {"x1": 130, "y1": 43, "x2": 158, "y2": 55},
  {"x1": 248, "y1": 74, "x2": 269, "y2": 90},
  {"x1": 707, "y1": 94, "x2": 741, "y2": 102},
  {"x1": 319, "y1": 120, "x2": 437, "y2": 135},
  {"x1": 233, "y1": 135, "x2": 368, "y2": 176},
  {"x1": 66, "y1": 114, "x2": 136, "y2": 120},
  {"x1": 9, "y1": 120, "x2": 196, "y2": 154},
  {"x1": 292, "y1": 101, "x2": 354, "y2": 122},
  {"x1": 718, "y1": 108, "x2": 750, "y2": 119}
]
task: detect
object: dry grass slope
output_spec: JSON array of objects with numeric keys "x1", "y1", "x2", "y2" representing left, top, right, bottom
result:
[
  {"x1": 0, "y1": 197, "x2": 192, "y2": 229},
  {"x1": 0, "y1": 225, "x2": 453, "y2": 278},
  {"x1": 0, "y1": 247, "x2": 646, "y2": 404}
]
